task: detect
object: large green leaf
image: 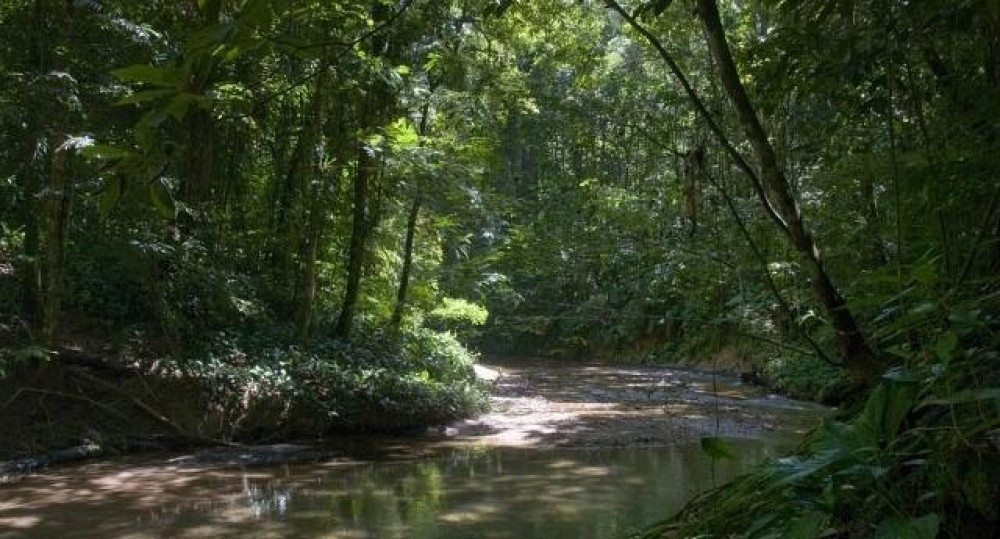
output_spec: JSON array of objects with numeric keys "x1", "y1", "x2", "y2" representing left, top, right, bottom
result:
[
  {"x1": 112, "y1": 65, "x2": 186, "y2": 87},
  {"x1": 149, "y1": 177, "x2": 176, "y2": 219},
  {"x1": 854, "y1": 377, "x2": 919, "y2": 444},
  {"x1": 875, "y1": 513, "x2": 940, "y2": 539},
  {"x1": 700, "y1": 437, "x2": 735, "y2": 460},
  {"x1": 920, "y1": 388, "x2": 1000, "y2": 407},
  {"x1": 115, "y1": 89, "x2": 176, "y2": 106},
  {"x1": 99, "y1": 176, "x2": 123, "y2": 218}
]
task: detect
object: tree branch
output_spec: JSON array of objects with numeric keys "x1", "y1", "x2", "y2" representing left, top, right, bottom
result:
[{"x1": 603, "y1": 0, "x2": 788, "y2": 233}]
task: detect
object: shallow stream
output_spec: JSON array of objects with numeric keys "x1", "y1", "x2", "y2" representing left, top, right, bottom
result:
[{"x1": 0, "y1": 361, "x2": 826, "y2": 538}]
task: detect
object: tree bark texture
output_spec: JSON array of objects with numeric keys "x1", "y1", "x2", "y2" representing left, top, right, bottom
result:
[{"x1": 43, "y1": 129, "x2": 71, "y2": 347}]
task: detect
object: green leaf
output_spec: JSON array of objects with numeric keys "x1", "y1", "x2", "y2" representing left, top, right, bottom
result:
[
  {"x1": 112, "y1": 65, "x2": 186, "y2": 87},
  {"x1": 920, "y1": 388, "x2": 1000, "y2": 407},
  {"x1": 165, "y1": 93, "x2": 204, "y2": 121},
  {"x1": 149, "y1": 177, "x2": 176, "y2": 219},
  {"x1": 700, "y1": 437, "x2": 735, "y2": 460},
  {"x1": 933, "y1": 331, "x2": 957, "y2": 363},
  {"x1": 115, "y1": 89, "x2": 176, "y2": 106},
  {"x1": 783, "y1": 511, "x2": 829, "y2": 539},
  {"x1": 197, "y1": 0, "x2": 221, "y2": 20},
  {"x1": 875, "y1": 513, "x2": 940, "y2": 539},
  {"x1": 387, "y1": 117, "x2": 419, "y2": 148},
  {"x1": 855, "y1": 378, "x2": 918, "y2": 443},
  {"x1": 99, "y1": 176, "x2": 123, "y2": 218}
]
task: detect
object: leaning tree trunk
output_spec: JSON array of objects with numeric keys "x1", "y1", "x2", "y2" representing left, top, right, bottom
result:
[{"x1": 693, "y1": 0, "x2": 878, "y2": 381}]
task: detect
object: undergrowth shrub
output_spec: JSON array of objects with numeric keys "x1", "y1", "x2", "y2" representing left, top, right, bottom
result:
[
  {"x1": 641, "y1": 295, "x2": 1000, "y2": 538},
  {"x1": 166, "y1": 326, "x2": 488, "y2": 439},
  {"x1": 761, "y1": 353, "x2": 850, "y2": 404}
]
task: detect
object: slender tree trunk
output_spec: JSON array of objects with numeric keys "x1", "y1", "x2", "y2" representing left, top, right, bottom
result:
[
  {"x1": 298, "y1": 225, "x2": 321, "y2": 342},
  {"x1": 16, "y1": 128, "x2": 42, "y2": 331},
  {"x1": 390, "y1": 198, "x2": 421, "y2": 328},
  {"x1": 297, "y1": 64, "x2": 332, "y2": 343},
  {"x1": 694, "y1": 0, "x2": 878, "y2": 381},
  {"x1": 271, "y1": 140, "x2": 305, "y2": 295},
  {"x1": 334, "y1": 4, "x2": 392, "y2": 340},
  {"x1": 184, "y1": 108, "x2": 215, "y2": 203},
  {"x1": 389, "y1": 100, "x2": 433, "y2": 329},
  {"x1": 335, "y1": 97, "x2": 377, "y2": 340},
  {"x1": 43, "y1": 129, "x2": 71, "y2": 347}
]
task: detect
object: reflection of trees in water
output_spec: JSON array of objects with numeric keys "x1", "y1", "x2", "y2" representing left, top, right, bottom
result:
[
  {"x1": 0, "y1": 441, "x2": 786, "y2": 538},
  {"x1": 226, "y1": 443, "x2": 784, "y2": 538}
]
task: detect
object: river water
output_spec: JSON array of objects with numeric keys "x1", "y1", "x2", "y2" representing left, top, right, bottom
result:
[{"x1": 0, "y1": 361, "x2": 825, "y2": 538}]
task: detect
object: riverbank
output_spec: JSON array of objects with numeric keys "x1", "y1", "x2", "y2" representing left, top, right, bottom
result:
[
  {"x1": 1, "y1": 358, "x2": 825, "y2": 484},
  {"x1": 0, "y1": 327, "x2": 488, "y2": 477},
  {"x1": 1, "y1": 360, "x2": 826, "y2": 537}
]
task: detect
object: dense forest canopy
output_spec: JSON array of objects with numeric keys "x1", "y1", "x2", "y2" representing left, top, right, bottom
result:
[{"x1": 1, "y1": 0, "x2": 998, "y2": 537}]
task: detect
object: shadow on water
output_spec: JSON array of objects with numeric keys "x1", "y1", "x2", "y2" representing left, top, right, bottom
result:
[
  {"x1": 1, "y1": 361, "x2": 826, "y2": 538},
  {"x1": 0, "y1": 440, "x2": 787, "y2": 538}
]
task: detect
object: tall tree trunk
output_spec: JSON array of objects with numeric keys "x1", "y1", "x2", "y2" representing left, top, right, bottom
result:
[
  {"x1": 390, "y1": 198, "x2": 421, "y2": 328},
  {"x1": 43, "y1": 129, "x2": 71, "y2": 347},
  {"x1": 183, "y1": 108, "x2": 215, "y2": 203},
  {"x1": 334, "y1": 96, "x2": 377, "y2": 340},
  {"x1": 16, "y1": 0, "x2": 48, "y2": 332},
  {"x1": 271, "y1": 139, "x2": 305, "y2": 297},
  {"x1": 693, "y1": 0, "x2": 878, "y2": 381},
  {"x1": 297, "y1": 64, "x2": 332, "y2": 343},
  {"x1": 17, "y1": 131, "x2": 42, "y2": 331},
  {"x1": 334, "y1": 126, "x2": 373, "y2": 339},
  {"x1": 334, "y1": 4, "x2": 392, "y2": 340},
  {"x1": 389, "y1": 100, "x2": 432, "y2": 329}
]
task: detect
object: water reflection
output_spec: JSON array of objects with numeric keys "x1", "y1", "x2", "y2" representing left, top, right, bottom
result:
[{"x1": 0, "y1": 440, "x2": 788, "y2": 538}]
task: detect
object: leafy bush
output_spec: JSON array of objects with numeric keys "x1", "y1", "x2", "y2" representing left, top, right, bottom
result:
[
  {"x1": 166, "y1": 326, "x2": 488, "y2": 439},
  {"x1": 762, "y1": 353, "x2": 850, "y2": 404},
  {"x1": 426, "y1": 297, "x2": 489, "y2": 340}
]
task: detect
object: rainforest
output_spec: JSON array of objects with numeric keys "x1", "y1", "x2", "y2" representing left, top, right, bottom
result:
[{"x1": 1, "y1": 1, "x2": 998, "y2": 537}]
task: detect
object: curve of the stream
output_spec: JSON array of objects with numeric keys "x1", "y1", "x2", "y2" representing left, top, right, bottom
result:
[{"x1": 0, "y1": 360, "x2": 827, "y2": 538}]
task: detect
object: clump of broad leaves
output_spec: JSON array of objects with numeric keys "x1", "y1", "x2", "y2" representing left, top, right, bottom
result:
[
  {"x1": 160, "y1": 326, "x2": 489, "y2": 440},
  {"x1": 644, "y1": 301, "x2": 999, "y2": 538}
]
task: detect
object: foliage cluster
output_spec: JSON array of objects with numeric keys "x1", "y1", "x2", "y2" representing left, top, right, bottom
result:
[
  {"x1": 647, "y1": 294, "x2": 1000, "y2": 538},
  {"x1": 165, "y1": 326, "x2": 488, "y2": 437},
  {"x1": 1, "y1": 0, "x2": 999, "y2": 535}
]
